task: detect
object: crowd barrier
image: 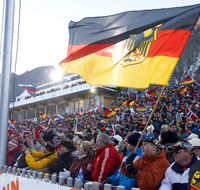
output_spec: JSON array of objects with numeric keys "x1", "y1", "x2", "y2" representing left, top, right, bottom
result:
[{"x1": 0, "y1": 165, "x2": 140, "y2": 190}]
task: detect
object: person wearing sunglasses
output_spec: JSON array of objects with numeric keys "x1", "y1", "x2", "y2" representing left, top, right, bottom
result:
[{"x1": 160, "y1": 141, "x2": 199, "y2": 190}]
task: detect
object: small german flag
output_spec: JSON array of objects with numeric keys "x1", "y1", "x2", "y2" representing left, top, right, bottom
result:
[
  {"x1": 41, "y1": 114, "x2": 46, "y2": 118},
  {"x1": 147, "y1": 88, "x2": 159, "y2": 96},
  {"x1": 111, "y1": 103, "x2": 116, "y2": 107},
  {"x1": 104, "y1": 109, "x2": 116, "y2": 117},
  {"x1": 122, "y1": 100, "x2": 128, "y2": 106},
  {"x1": 115, "y1": 107, "x2": 120, "y2": 111},
  {"x1": 127, "y1": 98, "x2": 135, "y2": 106},
  {"x1": 178, "y1": 87, "x2": 188, "y2": 94},
  {"x1": 137, "y1": 105, "x2": 145, "y2": 110},
  {"x1": 178, "y1": 76, "x2": 194, "y2": 85},
  {"x1": 161, "y1": 94, "x2": 167, "y2": 98}
]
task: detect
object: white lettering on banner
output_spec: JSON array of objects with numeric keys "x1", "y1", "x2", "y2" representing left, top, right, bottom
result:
[{"x1": 2, "y1": 178, "x2": 19, "y2": 190}]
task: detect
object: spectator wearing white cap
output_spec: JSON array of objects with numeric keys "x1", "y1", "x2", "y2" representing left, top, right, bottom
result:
[
  {"x1": 111, "y1": 135, "x2": 123, "y2": 150},
  {"x1": 189, "y1": 138, "x2": 200, "y2": 158}
]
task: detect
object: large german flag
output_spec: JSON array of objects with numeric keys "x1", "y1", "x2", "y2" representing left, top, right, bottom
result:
[
  {"x1": 60, "y1": 4, "x2": 200, "y2": 89},
  {"x1": 178, "y1": 76, "x2": 195, "y2": 85}
]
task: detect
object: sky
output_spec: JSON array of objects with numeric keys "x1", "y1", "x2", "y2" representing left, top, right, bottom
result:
[{"x1": 0, "y1": 0, "x2": 200, "y2": 75}]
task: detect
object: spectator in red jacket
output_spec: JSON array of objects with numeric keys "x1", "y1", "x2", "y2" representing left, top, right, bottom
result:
[{"x1": 87, "y1": 133, "x2": 121, "y2": 182}]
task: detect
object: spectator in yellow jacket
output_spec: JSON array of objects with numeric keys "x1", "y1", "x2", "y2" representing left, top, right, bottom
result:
[{"x1": 25, "y1": 141, "x2": 58, "y2": 173}]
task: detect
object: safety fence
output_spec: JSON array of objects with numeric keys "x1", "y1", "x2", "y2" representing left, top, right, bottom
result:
[{"x1": 0, "y1": 165, "x2": 140, "y2": 190}]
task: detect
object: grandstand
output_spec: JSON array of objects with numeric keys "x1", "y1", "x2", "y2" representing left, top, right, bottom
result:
[{"x1": 9, "y1": 74, "x2": 116, "y2": 121}]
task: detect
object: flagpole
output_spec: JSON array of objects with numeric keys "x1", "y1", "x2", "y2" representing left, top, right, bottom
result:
[{"x1": 134, "y1": 85, "x2": 166, "y2": 153}]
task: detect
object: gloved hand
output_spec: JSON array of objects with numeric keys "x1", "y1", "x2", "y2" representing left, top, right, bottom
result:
[
  {"x1": 47, "y1": 161, "x2": 55, "y2": 170},
  {"x1": 59, "y1": 168, "x2": 70, "y2": 179},
  {"x1": 126, "y1": 152, "x2": 137, "y2": 164},
  {"x1": 124, "y1": 163, "x2": 138, "y2": 177},
  {"x1": 101, "y1": 179, "x2": 111, "y2": 190}
]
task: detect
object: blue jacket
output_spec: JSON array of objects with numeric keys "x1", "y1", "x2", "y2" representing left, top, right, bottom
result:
[{"x1": 107, "y1": 147, "x2": 143, "y2": 190}]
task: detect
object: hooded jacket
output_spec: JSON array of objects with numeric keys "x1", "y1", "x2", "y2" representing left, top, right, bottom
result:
[
  {"x1": 25, "y1": 150, "x2": 58, "y2": 173},
  {"x1": 92, "y1": 143, "x2": 121, "y2": 182},
  {"x1": 133, "y1": 149, "x2": 170, "y2": 190}
]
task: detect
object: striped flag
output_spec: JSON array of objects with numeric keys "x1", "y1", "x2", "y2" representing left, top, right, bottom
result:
[
  {"x1": 8, "y1": 120, "x2": 15, "y2": 136},
  {"x1": 35, "y1": 125, "x2": 42, "y2": 140},
  {"x1": 59, "y1": 4, "x2": 200, "y2": 88},
  {"x1": 178, "y1": 76, "x2": 195, "y2": 85},
  {"x1": 18, "y1": 84, "x2": 37, "y2": 91},
  {"x1": 104, "y1": 109, "x2": 116, "y2": 117},
  {"x1": 178, "y1": 87, "x2": 188, "y2": 94},
  {"x1": 110, "y1": 123, "x2": 116, "y2": 138},
  {"x1": 147, "y1": 88, "x2": 159, "y2": 96}
]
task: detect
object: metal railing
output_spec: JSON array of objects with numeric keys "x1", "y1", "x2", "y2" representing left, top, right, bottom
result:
[{"x1": 0, "y1": 165, "x2": 140, "y2": 190}]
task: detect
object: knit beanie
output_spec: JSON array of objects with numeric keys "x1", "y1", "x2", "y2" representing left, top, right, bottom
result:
[
  {"x1": 161, "y1": 131, "x2": 179, "y2": 144},
  {"x1": 65, "y1": 134, "x2": 73, "y2": 141},
  {"x1": 9, "y1": 139, "x2": 19, "y2": 147},
  {"x1": 126, "y1": 132, "x2": 141, "y2": 147},
  {"x1": 44, "y1": 141, "x2": 55, "y2": 152},
  {"x1": 61, "y1": 140, "x2": 74, "y2": 151},
  {"x1": 42, "y1": 130, "x2": 55, "y2": 142}
]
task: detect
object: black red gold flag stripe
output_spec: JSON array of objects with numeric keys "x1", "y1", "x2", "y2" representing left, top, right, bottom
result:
[
  {"x1": 178, "y1": 76, "x2": 195, "y2": 85},
  {"x1": 60, "y1": 4, "x2": 200, "y2": 88},
  {"x1": 147, "y1": 88, "x2": 159, "y2": 96},
  {"x1": 104, "y1": 109, "x2": 116, "y2": 117}
]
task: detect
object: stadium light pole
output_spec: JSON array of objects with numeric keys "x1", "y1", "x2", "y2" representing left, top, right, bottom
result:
[{"x1": 0, "y1": 0, "x2": 15, "y2": 165}]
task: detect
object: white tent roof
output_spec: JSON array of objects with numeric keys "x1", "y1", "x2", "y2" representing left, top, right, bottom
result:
[{"x1": 16, "y1": 89, "x2": 31, "y2": 99}]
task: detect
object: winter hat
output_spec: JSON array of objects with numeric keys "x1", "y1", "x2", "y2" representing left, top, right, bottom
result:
[
  {"x1": 142, "y1": 137, "x2": 161, "y2": 148},
  {"x1": 188, "y1": 133, "x2": 199, "y2": 140},
  {"x1": 61, "y1": 141, "x2": 74, "y2": 151},
  {"x1": 44, "y1": 141, "x2": 55, "y2": 152},
  {"x1": 161, "y1": 131, "x2": 179, "y2": 144},
  {"x1": 9, "y1": 139, "x2": 19, "y2": 147},
  {"x1": 112, "y1": 135, "x2": 123, "y2": 144},
  {"x1": 42, "y1": 130, "x2": 55, "y2": 142},
  {"x1": 126, "y1": 132, "x2": 141, "y2": 147},
  {"x1": 65, "y1": 134, "x2": 73, "y2": 141},
  {"x1": 189, "y1": 138, "x2": 200, "y2": 147},
  {"x1": 22, "y1": 140, "x2": 29, "y2": 148}
]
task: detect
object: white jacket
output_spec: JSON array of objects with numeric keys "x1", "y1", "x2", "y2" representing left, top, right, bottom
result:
[{"x1": 159, "y1": 155, "x2": 199, "y2": 190}]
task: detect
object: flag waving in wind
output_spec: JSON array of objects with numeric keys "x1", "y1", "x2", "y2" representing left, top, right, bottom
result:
[
  {"x1": 178, "y1": 76, "x2": 195, "y2": 85},
  {"x1": 59, "y1": 4, "x2": 200, "y2": 89},
  {"x1": 18, "y1": 84, "x2": 37, "y2": 91}
]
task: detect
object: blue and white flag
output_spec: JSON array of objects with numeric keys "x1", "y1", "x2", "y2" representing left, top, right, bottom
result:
[
  {"x1": 54, "y1": 114, "x2": 64, "y2": 120},
  {"x1": 76, "y1": 166, "x2": 84, "y2": 188}
]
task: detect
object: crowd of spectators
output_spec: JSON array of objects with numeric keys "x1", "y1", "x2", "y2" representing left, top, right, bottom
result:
[{"x1": 6, "y1": 80, "x2": 200, "y2": 190}]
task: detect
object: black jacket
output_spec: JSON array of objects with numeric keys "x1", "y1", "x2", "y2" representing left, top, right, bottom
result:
[{"x1": 49, "y1": 150, "x2": 74, "y2": 174}]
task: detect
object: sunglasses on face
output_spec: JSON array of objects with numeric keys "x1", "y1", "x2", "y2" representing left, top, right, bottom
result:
[{"x1": 172, "y1": 150, "x2": 183, "y2": 154}]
